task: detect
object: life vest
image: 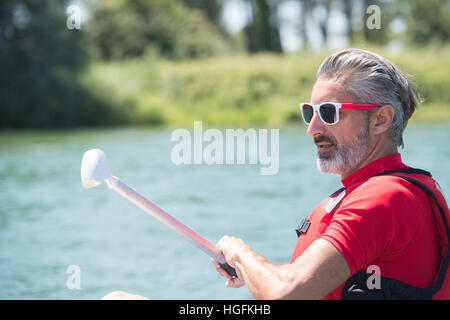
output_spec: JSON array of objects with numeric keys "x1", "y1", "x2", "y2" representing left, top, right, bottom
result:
[{"x1": 295, "y1": 168, "x2": 450, "y2": 300}]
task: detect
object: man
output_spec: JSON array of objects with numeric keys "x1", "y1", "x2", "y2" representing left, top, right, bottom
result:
[
  {"x1": 102, "y1": 48, "x2": 449, "y2": 300},
  {"x1": 212, "y1": 48, "x2": 449, "y2": 299}
]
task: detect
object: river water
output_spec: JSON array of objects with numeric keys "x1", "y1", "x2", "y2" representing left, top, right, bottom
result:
[{"x1": 0, "y1": 123, "x2": 449, "y2": 299}]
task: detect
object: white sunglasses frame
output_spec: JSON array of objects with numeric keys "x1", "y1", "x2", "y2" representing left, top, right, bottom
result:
[
  {"x1": 299, "y1": 102, "x2": 383, "y2": 125},
  {"x1": 299, "y1": 102, "x2": 343, "y2": 126}
]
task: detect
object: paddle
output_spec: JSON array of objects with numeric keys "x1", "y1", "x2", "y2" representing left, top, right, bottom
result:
[{"x1": 80, "y1": 148, "x2": 237, "y2": 278}]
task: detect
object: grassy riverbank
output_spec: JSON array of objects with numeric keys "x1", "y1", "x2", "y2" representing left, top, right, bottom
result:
[{"x1": 80, "y1": 46, "x2": 450, "y2": 128}]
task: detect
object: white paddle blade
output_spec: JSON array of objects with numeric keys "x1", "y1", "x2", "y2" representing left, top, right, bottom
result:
[{"x1": 81, "y1": 149, "x2": 112, "y2": 188}]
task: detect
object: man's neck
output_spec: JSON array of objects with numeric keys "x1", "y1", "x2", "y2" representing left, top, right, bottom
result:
[{"x1": 341, "y1": 140, "x2": 398, "y2": 180}]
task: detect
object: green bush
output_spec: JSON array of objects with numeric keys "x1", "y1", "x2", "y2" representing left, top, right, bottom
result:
[
  {"x1": 80, "y1": 46, "x2": 450, "y2": 127},
  {"x1": 0, "y1": 0, "x2": 111, "y2": 129},
  {"x1": 83, "y1": 0, "x2": 229, "y2": 60}
]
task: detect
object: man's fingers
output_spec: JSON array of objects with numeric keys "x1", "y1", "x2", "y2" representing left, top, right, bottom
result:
[
  {"x1": 211, "y1": 259, "x2": 232, "y2": 279},
  {"x1": 211, "y1": 259, "x2": 244, "y2": 288},
  {"x1": 225, "y1": 277, "x2": 244, "y2": 288}
]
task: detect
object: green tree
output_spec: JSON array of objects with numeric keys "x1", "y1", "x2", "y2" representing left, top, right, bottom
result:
[
  {"x1": 244, "y1": 0, "x2": 282, "y2": 53},
  {"x1": 406, "y1": 0, "x2": 450, "y2": 45},
  {"x1": 84, "y1": 0, "x2": 230, "y2": 60},
  {"x1": 0, "y1": 0, "x2": 109, "y2": 129},
  {"x1": 182, "y1": 0, "x2": 223, "y2": 25}
]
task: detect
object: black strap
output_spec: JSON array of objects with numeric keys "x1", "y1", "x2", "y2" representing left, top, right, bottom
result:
[
  {"x1": 343, "y1": 169, "x2": 449, "y2": 299},
  {"x1": 372, "y1": 168, "x2": 432, "y2": 178},
  {"x1": 330, "y1": 186, "x2": 346, "y2": 197},
  {"x1": 393, "y1": 175, "x2": 450, "y2": 295}
]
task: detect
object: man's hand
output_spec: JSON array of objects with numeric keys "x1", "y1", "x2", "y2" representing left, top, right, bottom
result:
[
  {"x1": 217, "y1": 236, "x2": 252, "y2": 266},
  {"x1": 211, "y1": 258, "x2": 245, "y2": 288},
  {"x1": 212, "y1": 235, "x2": 254, "y2": 288},
  {"x1": 213, "y1": 236, "x2": 351, "y2": 299}
]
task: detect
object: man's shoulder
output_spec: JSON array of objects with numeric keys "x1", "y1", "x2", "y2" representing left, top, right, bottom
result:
[
  {"x1": 342, "y1": 174, "x2": 430, "y2": 212},
  {"x1": 331, "y1": 174, "x2": 432, "y2": 244}
]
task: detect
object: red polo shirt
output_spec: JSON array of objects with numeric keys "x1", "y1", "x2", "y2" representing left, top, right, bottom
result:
[{"x1": 291, "y1": 153, "x2": 441, "y2": 299}]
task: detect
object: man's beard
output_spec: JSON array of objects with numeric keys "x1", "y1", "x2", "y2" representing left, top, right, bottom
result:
[{"x1": 315, "y1": 124, "x2": 369, "y2": 175}]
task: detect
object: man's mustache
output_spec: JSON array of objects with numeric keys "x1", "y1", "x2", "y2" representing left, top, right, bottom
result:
[{"x1": 314, "y1": 134, "x2": 336, "y2": 145}]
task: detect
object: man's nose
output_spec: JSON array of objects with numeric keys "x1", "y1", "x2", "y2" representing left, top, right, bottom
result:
[{"x1": 306, "y1": 111, "x2": 326, "y2": 137}]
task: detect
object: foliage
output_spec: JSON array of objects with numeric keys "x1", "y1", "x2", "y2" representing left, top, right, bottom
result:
[
  {"x1": 83, "y1": 0, "x2": 230, "y2": 60},
  {"x1": 80, "y1": 46, "x2": 450, "y2": 128},
  {"x1": 0, "y1": 0, "x2": 113, "y2": 129},
  {"x1": 404, "y1": 0, "x2": 450, "y2": 45},
  {"x1": 0, "y1": 1, "x2": 449, "y2": 129}
]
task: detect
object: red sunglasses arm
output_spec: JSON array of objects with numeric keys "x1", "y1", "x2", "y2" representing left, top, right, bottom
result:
[{"x1": 341, "y1": 103, "x2": 382, "y2": 110}]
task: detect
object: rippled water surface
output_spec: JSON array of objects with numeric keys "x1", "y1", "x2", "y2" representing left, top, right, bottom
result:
[{"x1": 0, "y1": 124, "x2": 449, "y2": 299}]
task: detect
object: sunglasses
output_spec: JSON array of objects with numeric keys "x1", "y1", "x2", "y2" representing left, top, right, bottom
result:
[{"x1": 299, "y1": 102, "x2": 382, "y2": 125}]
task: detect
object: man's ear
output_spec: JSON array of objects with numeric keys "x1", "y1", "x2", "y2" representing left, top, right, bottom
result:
[{"x1": 371, "y1": 105, "x2": 395, "y2": 135}]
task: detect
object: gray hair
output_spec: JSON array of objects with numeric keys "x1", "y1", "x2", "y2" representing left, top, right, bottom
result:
[{"x1": 317, "y1": 48, "x2": 422, "y2": 148}]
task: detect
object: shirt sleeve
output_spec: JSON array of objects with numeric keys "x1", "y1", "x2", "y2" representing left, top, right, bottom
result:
[{"x1": 319, "y1": 177, "x2": 426, "y2": 275}]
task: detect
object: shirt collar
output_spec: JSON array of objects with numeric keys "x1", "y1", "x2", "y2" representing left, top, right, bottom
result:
[{"x1": 341, "y1": 153, "x2": 407, "y2": 188}]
